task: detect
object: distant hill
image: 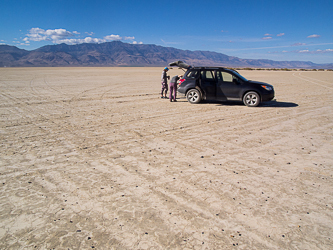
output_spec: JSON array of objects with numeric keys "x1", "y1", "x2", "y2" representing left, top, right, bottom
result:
[{"x1": 0, "y1": 41, "x2": 332, "y2": 69}]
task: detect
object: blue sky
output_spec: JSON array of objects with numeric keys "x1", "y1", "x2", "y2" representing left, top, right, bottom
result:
[{"x1": 1, "y1": 0, "x2": 333, "y2": 64}]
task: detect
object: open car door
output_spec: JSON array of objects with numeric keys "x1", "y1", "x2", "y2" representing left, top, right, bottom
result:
[{"x1": 168, "y1": 61, "x2": 191, "y2": 69}]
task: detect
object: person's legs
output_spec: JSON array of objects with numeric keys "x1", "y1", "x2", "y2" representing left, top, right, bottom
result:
[
  {"x1": 164, "y1": 83, "x2": 168, "y2": 98},
  {"x1": 173, "y1": 85, "x2": 177, "y2": 101},
  {"x1": 161, "y1": 82, "x2": 166, "y2": 98},
  {"x1": 169, "y1": 84, "x2": 174, "y2": 101}
]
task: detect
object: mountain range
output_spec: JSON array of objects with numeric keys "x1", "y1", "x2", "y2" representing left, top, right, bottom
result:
[{"x1": 0, "y1": 41, "x2": 332, "y2": 69}]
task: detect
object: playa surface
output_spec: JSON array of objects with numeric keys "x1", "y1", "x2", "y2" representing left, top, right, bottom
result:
[{"x1": 0, "y1": 67, "x2": 332, "y2": 249}]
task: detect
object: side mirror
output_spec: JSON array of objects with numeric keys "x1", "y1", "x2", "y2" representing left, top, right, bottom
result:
[{"x1": 233, "y1": 78, "x2": 240, "y2": 84}]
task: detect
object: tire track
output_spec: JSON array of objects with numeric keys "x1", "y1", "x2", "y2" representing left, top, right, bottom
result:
[
  {"x1": 292, "y1": 72, "x2": 333, "y2": 90},
  {"x1": 298, "y1": 72, "x2": 333, "y2": 85}
]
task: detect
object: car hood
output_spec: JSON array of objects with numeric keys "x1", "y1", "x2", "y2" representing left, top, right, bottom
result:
[
  {"x1": 248, "y1": 80, "x2": 273, "y2": 88},
  {"x1": 168, "y1": 61, "x2": 192, "y2": 69}
]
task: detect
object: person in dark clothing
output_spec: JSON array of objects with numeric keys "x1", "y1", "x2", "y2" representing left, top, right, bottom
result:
[
  {"x1": 161, "y1": 67, "x2": 170, "y2": 98},
  {"x1": 169, "y1": 75, "x2": 182, "y2": 102}
]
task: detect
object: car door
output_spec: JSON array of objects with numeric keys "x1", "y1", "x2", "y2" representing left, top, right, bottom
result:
[
  {"x1": 200, "y1": 70, "x2": 217, "y2": 100},
  {"x1": 216, "y1": 70, "x2": 242, "y2": 100}
]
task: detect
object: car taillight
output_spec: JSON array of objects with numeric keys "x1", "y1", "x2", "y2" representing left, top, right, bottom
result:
[{"x1": 179, "y1": 79, "x2": 185, "y2": 85}]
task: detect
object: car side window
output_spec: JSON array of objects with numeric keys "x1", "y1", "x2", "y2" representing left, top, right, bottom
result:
[
  {"x1": 221, "y1": 72, "x2": 233, "y2": 82},
  {"x1": 186, "y1": 70, "x2": 199, "y2": 78},
  {"x1": 201, "y1": 70, "x2": 215, "y2": 80}
]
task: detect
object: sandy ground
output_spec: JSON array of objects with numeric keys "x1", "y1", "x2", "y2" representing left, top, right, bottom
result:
[{"x1": 0, "y1": 67, "x2": 332, "y2": 249}]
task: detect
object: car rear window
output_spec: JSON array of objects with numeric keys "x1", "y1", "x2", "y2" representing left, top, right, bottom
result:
[{"x1": 186, "y1": 70, "x2": 199, "y2": 78}]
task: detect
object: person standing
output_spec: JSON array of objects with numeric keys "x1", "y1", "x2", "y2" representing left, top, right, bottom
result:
[
  {"x1": 161, "y1": 67, "x2": 169, "y2": 98},
  {"x1": 169, "y1": 75, "x2": 182, "y2": 102}
]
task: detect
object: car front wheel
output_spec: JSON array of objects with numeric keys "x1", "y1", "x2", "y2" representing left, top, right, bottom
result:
[
  {"x1": 186, "y1": 89, "x2": 201, "y2": 104},
  {"x1": 243, "y1": 91, "x2": 260, "y2": 107}
]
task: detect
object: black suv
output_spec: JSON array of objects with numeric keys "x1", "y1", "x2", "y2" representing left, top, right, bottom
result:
[{"x1": 169, "y1": 61, "x2": 275, "y2": 107}]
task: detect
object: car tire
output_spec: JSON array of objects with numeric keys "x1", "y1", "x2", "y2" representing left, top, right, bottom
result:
[
  {"x1": 243, "y1": 91, "x2": 260, "y2": 107},
  {"x1": 186, "y1": 89, "x2": 201, "y2": 104}
]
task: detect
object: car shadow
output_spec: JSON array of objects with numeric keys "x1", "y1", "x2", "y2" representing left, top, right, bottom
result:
[
  {"x1": 200, "y1": 100, "x2": 299, "y2": 108},
  {"x1": 260, "y1": 101, "x2": 298, "y2": 108}
]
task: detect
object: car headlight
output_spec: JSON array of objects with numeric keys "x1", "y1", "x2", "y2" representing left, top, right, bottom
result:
[{"x1": 261, "y1": 85, "x2": 273, "y2": 91}]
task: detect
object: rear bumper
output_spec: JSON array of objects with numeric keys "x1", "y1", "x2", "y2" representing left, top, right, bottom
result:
[{"x1": 177, "y1": 85, "x2": 186, "y2": 94}]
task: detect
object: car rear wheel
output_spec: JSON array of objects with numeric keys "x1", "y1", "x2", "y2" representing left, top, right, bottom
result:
[
  {"x1": 243, "y1": 91, "x2": 260, "y2": 107},
  {"x1": 186, "y1": 89, "x2": 201, "y2": 104}
]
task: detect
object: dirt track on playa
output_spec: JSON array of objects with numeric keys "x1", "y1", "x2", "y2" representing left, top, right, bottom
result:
[{"x1": 0, "y1": 67, "x2": 333, "y2": 249}]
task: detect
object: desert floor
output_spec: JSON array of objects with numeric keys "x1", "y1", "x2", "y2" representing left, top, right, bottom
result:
[{"x1": 0, "y1": 67, "x2": 332, "y2": 249}]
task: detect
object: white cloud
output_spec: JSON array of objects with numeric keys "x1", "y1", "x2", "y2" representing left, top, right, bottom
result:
[
  {"x1": 104, "y1": 34, "x2": 122, "y2": 41},
  {"x1": 291, "y1": 42, "x2": 306, "y2": 46},
  {"x1": 277, "y1": 33, "x2": 285, "y2": 37},
  {"x1": 55, "y1": 38, "x2": 78, "y2": 44},
  {"x1": 49, "y1": 29, "x2": 72, "y2": 41},
  {"x1": 307, "y1": 34, "x2": 320, "y2": 38},
  {"x1": 264, "y1": 33, "x2": 272, "y2": 36},
  {"x1": 83, "y1": 37, "x2": 104, "y2": 43},
  {"x1": 60, "y1": 34, "x2": 125, "y2": 44},
  {"x1": 296, "y1": 49, "x2": 333, "y2": 54},
  {"x1": 24, "y1": 28, "x2": 73, "y2": 42},
  {"x1": 22, "y1": 27, "x2": 139, "y2": 46},
  {"x1": 262, "y1": 37, "x2": 272, "y2": 40},
  {"x1": 57, "y1": 37, "x2": 104, "y2": 45}
]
